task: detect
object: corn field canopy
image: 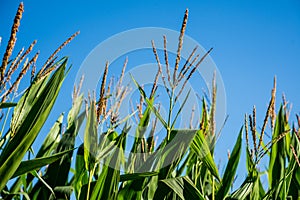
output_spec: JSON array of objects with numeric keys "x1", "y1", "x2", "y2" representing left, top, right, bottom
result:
[{"x1": 0, "y1": 3, "x2": 300, "y2": 200}]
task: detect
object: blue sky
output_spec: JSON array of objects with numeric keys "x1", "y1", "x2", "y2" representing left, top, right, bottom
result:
[{"x1": 1, "y1": 0, "x2": 300, "y2": 190}]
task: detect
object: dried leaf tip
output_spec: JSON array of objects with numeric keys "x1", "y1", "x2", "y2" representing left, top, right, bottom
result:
[{"x1": 0, "y1": 2, "x2": 24, "y2": 82}]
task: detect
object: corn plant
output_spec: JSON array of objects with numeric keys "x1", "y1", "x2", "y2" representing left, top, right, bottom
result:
[
  {"x1": 64, "y1": 9, "x2": 241, "y2": 200},
  {"x1": 1, "y1": 3, "x2": 300, "y2": 200},
  {"x1": 0, "y1": 3, "x2": 79, "y2": 199},
  {"x1": 231, "y1": 79, "x2": 300, "y2": 200}
]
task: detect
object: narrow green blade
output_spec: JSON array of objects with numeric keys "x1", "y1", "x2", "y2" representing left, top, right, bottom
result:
[{"x1": 216, "y1": 127, "x2": 242, "y2": 199}]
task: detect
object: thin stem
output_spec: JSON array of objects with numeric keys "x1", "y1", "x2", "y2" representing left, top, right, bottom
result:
[
  {"x1": 167, "y1": 89, "x2": 175, "y2": 141},
  {"x1": 212, "y1": 178, "x2": 215, "y2": 200},
  {"x1": 86, "y1": 165, "x2": 96, "y2": 200}
]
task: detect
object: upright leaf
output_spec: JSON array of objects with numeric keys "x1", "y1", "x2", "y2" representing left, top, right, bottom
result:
[
  {"x1": 90, "y1": 124, "x2": 129, "y2": 200},
  {"x1": 29, "y1": 93, "x2": 83, "y2": 199},
  {"x1": 84, "y1": 99, "x2": 98, "y2": 171},
  {"x1": 190, "y1": 129, "x2": 220, "y2": 181},
  {"x1": 268, "y1": 105, "x2": 287, "y2": 199},
  {"x1": 0, "y1": 59, "x2": 67, "y2": 191},
  {"x1": 216, "y1": 127, "x2": 242, "y2": 199},
  {"x1": 73, "y1": 144, "x2": 88, "y2": 199},
  {"x1": 35, "y1": 113, "x2": 64, "y2": 158}
]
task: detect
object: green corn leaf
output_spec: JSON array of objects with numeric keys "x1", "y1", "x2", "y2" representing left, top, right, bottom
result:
[
  {"x1": 117, "y1": 167, "x2": 155, "y2": 200},
  {"x1": 49, "y1": 186, "x2": 74, "y2": 200},
  {"x1": 0, "y1": 58, "x2": 67, "y2": 191},
  {"x1": 31, "y1": 170, "x2": 56, "y2": 198},
  {"x1": 96, "y1": 137, "x2": 117, "y2": 162},
  {"x1": 84, "y1": 99, "x2": 98, "y2": 171},
  {"x1": 128, "y1": 98, "x2": 154, "y2": 173},
  {"x1": 73, "y1": 144, "x2": 88, "y2": 199},
  {"x1": 82, "y1": 99, "x2": 98, "y2": 200},
  {"x1": 131, "y1": 74, "x2": 168, "y2": 129},
  {"x1": 268, "y1": 105, "x2": 287, "y2": 199},
  {"x1": 118, "y1": 154, "x2": 159, "y2": 199},
  {"x1": 36, "y1": 113, "x2": 64, "y2": 158},
  {"x1": 158, "y1": 129, "x2": 196, "y2": 179},
  {"x1": 282, "y1": 130, "x2": 300, "y2": 199},
  {"x1": 0, "y1": 191, "x2": 31, "y2": 200},
  {"x1": 190, "y1": 129, "x2": 220, "y2": 181},
  {"x1": 29, "y1": 92, "x2": 83, "y2": 199},
  {"x1": 12, "y1": 149, "x2": 74, "y2": 179},
  {"x1": 134, "y1": 97, "x2": 153, "y2": 143},
  {"x1": 44, "y1": 95, "x2": 83, "y2": 183},
  {"x1": 119, "y1": 171, "x2": 159, "y2": 182},
  {"x1": 216, "y1": 127, "x2": 242, "y2": 199},
  {"x1": 250, "y1": 175, "x2": 262, "y2": 200},
  {"x1": 79, "y1": 181, "x2": 96, "y2": 200},
  {"x1": 8, "y1": 176, "x2": 23, "y2": 195},
  {"x1": 117, "y1": 179, "x2": 146, "y2": 200},
  {"x1": 90, "y1": 124, "x2": 129, "y2": 200},
  {"x1": 171, "y1": 90, "x2": 191, "y2": 129},
  {"x1": 0, "y1": 102, "x2": 17, "y2": 109},
  {"x1": 9, "y1": 114, "x2": 64, "y2": 193},
  {"x1": 9, "y1": 58, "x2": 66, "y2": 137},
  {"x1": 30, "y1": 135, "x2": 76, "y2": 198},
  {"x1": 153, "y1": 176, "x2": 205, "y2": 200},
  {"x1": 231, "y1": 179, "x2": 253, "y2": 200},
  {"x1": 231, "y1": 141, "x2": 263, "y2": 200}
]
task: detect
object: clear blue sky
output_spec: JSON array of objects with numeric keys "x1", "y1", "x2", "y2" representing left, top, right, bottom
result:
[{"x1": 1, "y1": 0, "x2": 300, "y2": 190}]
